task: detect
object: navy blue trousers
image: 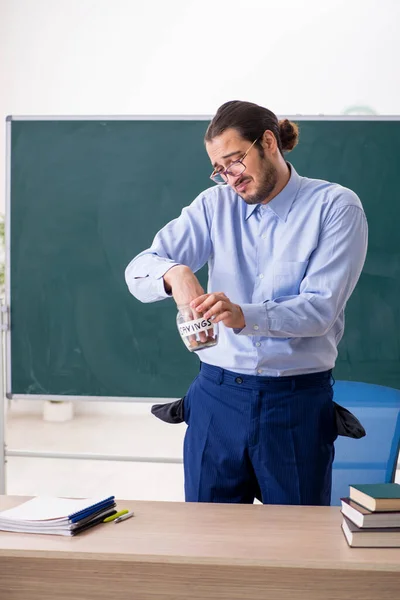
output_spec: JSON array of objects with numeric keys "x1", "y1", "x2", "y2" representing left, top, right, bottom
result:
[{"x1": 183, "y1": 363, "x2": 337, "y2": 505}]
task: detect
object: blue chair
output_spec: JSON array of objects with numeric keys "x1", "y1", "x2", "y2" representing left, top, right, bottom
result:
[{"x1": 331, "y1": 380, "x2": 400, "y2": 506}]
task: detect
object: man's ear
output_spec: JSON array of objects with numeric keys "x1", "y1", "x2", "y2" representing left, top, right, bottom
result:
[{"x1": 261, "y1": 130, "x2": 278, "y2": 153}]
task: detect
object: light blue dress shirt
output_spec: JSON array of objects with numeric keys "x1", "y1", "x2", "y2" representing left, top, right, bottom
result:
[{"x1": 125, "y1": 164, "x2": 368, "y2": 376}]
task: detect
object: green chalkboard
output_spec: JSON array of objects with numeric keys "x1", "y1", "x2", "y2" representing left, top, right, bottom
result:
[{"x1": 7, "y1": 117, "x2": 400, "y2": 397}]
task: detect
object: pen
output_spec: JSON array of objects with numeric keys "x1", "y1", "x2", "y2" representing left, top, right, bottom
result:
[
  {"x1": 103, "y1": 509, "x2": 129, "y2": 523},
  {"x1": 114, "y1": 511, "x2": 134, "y2": 523}
]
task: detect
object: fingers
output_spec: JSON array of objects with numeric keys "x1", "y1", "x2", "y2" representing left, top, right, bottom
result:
[
  {"x1": 191, "y1": 293, "x2": 227, "y2": 314},
  {"x1": 187, "y1": 292, "x2": 244, "y2": 330},
  {"x1": 187, "y1": 291, "x2": 238, "y2": 334},
  {"x1": 190, "y1": 293, "x2": 233, "y2": 326},
  {"x1": 179, "y1": 305, "x2": 199, "y2": 349},
  {"x1": 211, "y1": 310, "x2": 231, "y2": 324},
  {"x1": 190, "y1": 294, "x2": 209, "y2": 310},
  {"x1": 178, "y1": 304, "x2": 209, "y2": 348},
  {"x1": 191, "y1": 306, "x2": 208, "y2": 343},
  {"x1": 202, "y1": 300, "x2": 227, "y2": 320}
]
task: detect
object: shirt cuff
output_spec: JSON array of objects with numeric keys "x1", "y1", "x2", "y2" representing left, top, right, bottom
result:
[
  {"x1": 152, "y1": 263, "x2": 182, "y2": 298},
  {"x1": 236, "y1": 303, "x2": 269, "y2": 335}
]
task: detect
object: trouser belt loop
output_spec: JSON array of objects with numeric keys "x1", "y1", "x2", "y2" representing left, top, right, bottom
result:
[{"x1": 200, "y1": 363, "x2": 224, "y2": 385}]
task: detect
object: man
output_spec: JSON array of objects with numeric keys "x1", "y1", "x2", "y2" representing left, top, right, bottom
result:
[{"x1": 125, "y1": 100, "x2": 368, "y2": 506}]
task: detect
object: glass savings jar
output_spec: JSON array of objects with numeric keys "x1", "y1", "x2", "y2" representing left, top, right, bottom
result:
[{"x1": 176, "y1": 304, "x2": 218, "y2": 352}]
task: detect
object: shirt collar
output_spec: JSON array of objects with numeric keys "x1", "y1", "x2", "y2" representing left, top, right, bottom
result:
[{"x1": 244, "y1": 163, "x2": 301, "y2": 222}]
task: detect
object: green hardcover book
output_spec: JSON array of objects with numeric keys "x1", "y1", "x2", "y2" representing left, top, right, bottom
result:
[{"x1": 349, "y1": 483, "x2": 400, "y2": 512}]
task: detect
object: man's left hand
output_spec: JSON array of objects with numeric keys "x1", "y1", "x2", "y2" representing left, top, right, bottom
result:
[{"x1": 190, "y1": 293, "x2": 245, "y2": 330}]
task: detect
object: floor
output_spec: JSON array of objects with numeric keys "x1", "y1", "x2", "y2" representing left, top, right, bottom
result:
[
  {"x1": 4, "y1": 399, "x2": 186, "y2": 501},
  {"x1": 3, "y1": 398, "x2": 400, "y2": 502}
]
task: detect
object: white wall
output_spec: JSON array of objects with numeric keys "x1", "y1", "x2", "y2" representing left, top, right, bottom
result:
[{"x1": 1, "y1": 0, "x2": 400, "y2": 213}]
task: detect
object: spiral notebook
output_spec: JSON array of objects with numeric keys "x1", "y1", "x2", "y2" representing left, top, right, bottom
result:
[{"x1": 0, "y1": 495, "x2": 116, "y2": 536}]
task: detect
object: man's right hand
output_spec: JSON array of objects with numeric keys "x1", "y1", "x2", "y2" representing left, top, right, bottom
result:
[
  {"x1": 164, "y1": 266, "x2": 208, "y2": 348},
  {"x1": 163, "y1": 265, "x2": 205, "y2": 306}
]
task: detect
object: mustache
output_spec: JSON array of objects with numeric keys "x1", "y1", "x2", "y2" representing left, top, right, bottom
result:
[{"x1": 235, "y1": 177, "x2": 251, "y2": 187}]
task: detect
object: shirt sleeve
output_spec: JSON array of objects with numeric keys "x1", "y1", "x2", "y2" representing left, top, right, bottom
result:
[
  {"x1": 238, "y1": 204, "x2": 368, "y2": 337},
  {"x1": 125, "y1": 193, "x2": 213, "y2": 303}
]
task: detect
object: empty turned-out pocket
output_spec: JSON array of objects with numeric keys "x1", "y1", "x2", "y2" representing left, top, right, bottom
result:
[{"x1": 272, "y1": 260, "x2": 308, "y2": 298}]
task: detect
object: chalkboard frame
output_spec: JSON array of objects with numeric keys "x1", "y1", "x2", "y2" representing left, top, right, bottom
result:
[{"x1": 5, "y1": 114, "x2": 400, "y2": 400}]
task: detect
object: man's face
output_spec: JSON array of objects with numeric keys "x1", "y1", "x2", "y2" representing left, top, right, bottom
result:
[{"x1": 206, "y1": 128, "x2": 278, "y2": 205}]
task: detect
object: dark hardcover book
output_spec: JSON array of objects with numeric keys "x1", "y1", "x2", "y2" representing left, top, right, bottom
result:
[{"x1": 342, "y1": 516, "x2": 400, "y2": 548}]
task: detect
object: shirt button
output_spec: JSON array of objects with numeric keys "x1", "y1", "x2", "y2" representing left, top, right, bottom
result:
[
  {"x1": 261, "y1": 234, "x2": 267, "y2": 239},
  {"x1": 259, "y1": 274, "x2": 264, "y2": 279},
  {"x1": 235, "y1": 377, "x2": 243, "y2": 384},
  {"x1": 255, "y1": 342, "x2": 261, "y2": 347},
  {"x1": 253, "y1": 325, "x2": 259, "y2": 331},
  {"x1": 257, "y1": 369, "x2": 263, "y2": 374}
]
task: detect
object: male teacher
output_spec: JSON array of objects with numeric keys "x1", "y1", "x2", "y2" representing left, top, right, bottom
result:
[{"x1": 125, "y1": 100, "x2": 368, "y2": 505}]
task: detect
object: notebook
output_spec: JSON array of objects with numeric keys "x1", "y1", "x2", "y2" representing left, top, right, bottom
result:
[{"x1": 0, "y1": 496, "x2": 116, "y2": 536}]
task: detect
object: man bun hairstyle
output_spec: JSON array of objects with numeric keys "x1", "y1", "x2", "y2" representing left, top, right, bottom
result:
[
  {"x1": 278, "y1": 118, "x2": 299, "y2": 152},
  {"x1": 205, "y1": 100, "x2": 299, "y2": 155}
]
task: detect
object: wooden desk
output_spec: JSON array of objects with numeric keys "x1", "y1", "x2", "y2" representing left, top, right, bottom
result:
[{"x1": 0, "y1": 496, "x2": 399, "y2": 600}]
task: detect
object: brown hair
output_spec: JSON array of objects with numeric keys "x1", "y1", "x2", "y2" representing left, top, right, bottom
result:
[{"x1": 204, "y1": 100, "x2": 299, "y2": 155}]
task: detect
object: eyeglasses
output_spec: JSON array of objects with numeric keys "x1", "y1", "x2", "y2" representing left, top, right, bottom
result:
[{"x1": 209, "y1": 138, "x2": 259, "y2": 185}]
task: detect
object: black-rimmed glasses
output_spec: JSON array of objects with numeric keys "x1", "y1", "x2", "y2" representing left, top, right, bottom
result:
[{"x1": 210, "y1": 138, "x2": 259, "y2": 184}]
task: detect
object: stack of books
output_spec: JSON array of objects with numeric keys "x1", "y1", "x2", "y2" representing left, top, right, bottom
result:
[
  {"x1": 341, "y1": 483, "x2": 400, "y2": 547},
  {"x1": 0, "y1": 495, "x2": 116, "y2": 536}
]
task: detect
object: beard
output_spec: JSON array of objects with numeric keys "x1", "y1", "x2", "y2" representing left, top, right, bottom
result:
[{"x1": 236, "y1": 156, "x2": 278, "y2": 205}]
